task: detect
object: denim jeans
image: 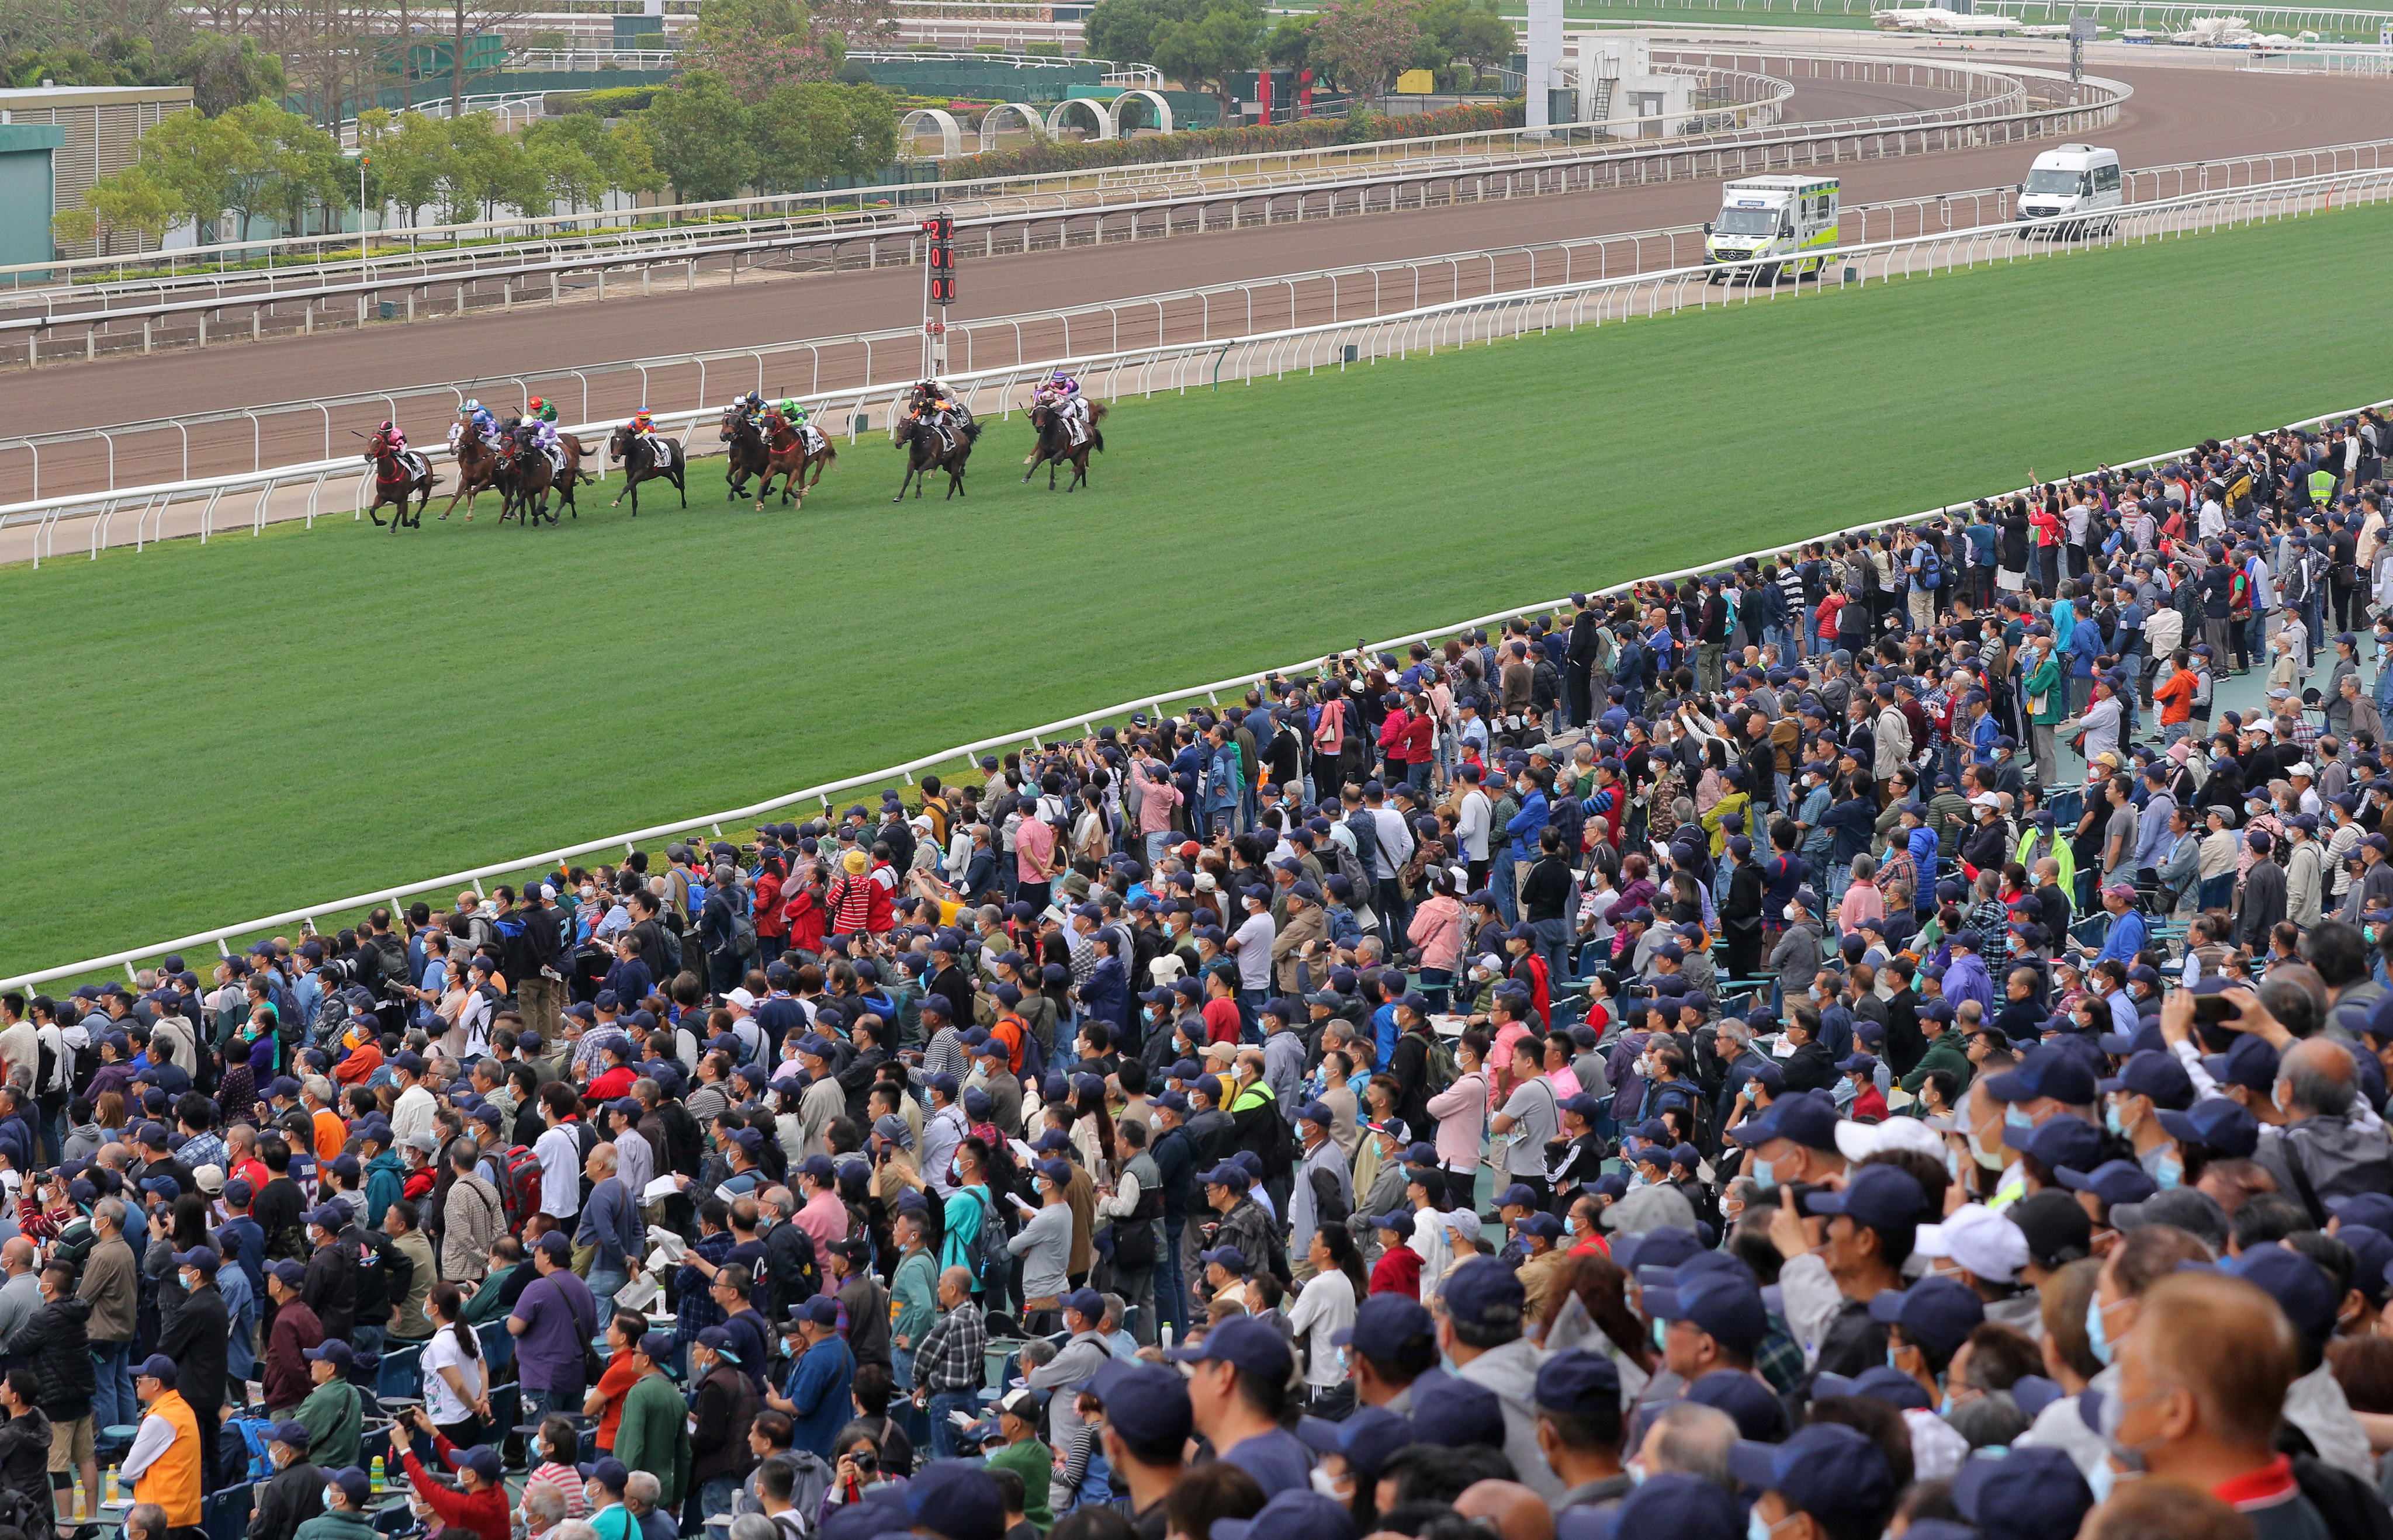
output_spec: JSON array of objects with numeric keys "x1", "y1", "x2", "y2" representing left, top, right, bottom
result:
[
  {"x1": 1159, "y1": 1220, "x2": 1190, "y2": 1343},
  {"x1": 89, "y1": 1342, "x2": 133, "y2": 1431},
  {"x1": 928, "y1": 1390, "x2": 980, "y2": 1459},
  {"x1": 587, "y1": 1267, "x2": 628, "y2": 1320},
  {"x1": 892, "y1": 1347, "x2": 931, "y2": 1452},
  {"x1": 698, "y1": 1475, "x2": 740, "y2": 1521},
  {"x1": 1531, "y1": 918, "x2": 1572, "y2": 990}
]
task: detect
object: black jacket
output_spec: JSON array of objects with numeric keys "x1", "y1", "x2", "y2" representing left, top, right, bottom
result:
[
  {"x1": 1, "y1": 1295, "x2": 92, "y2": 1420},
  {"x1": 303, "y1": 1238, "x2": 358, "y2": 1342},
  {"x1": 0, "y1": 1403, "x2": 49, "y2": 1517},
  {"x1": 247, "y1": 1459, "x2": 325, "y2": 1540},
  {"x1": 1780, "y1": 1040, "x2": 1841, "y2": 1095},
  {"x1": 160, "y1": 1281, "x2": 231, "y2": 1410}
]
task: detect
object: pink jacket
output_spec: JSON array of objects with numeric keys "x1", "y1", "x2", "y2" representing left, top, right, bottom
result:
[
  {"x1": 1425, "y1": 1070, "x2": 1487, "y2": 1168},
  {"x1": 1408, "y1": 896, "x2": 1463, "y2": 974},
  {"x1": 1131, "y1": 761, "x2": 1184, "y2": 834}
]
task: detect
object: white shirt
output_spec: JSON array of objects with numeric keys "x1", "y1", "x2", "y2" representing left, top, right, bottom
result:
[
  {"x1": 421, "y1": 1326, "x2": 486, "y2": 1425},
  {"x1": 1232, "y1": 911, "x2": 1275, "y2": 990},
  {"x1": 1286, "y1": 1271, "x2": 1358, "y2": 1388},
  {"x1": 612, "y1": 1123, "x2": 654, "y2": 1203},
  {"x1": 535, "y1": 1122, "x2": 582, "y2": 1219},
  {"x1": 392, "y1": 1083, "x2": 438, "y2": 1147},
  {"x1": 121, "y1": 1403, "x2": 184, "y2": 1483},
  {"x1": 1456, "y1": 790, "x2": 1493, "y2": 862}
]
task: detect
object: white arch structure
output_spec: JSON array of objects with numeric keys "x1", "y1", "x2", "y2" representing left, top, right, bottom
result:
[
  {"x1": 1111, "y1": 88, "x2": 1174, "y2": 135},
  {"x1": 899, "y1": 107, "x2": 962, "y2": 159},
  {"x1": 978, "y1": 101, "x2": 1047, "y2": 152},
  {"x1": 1045, "y1": 96, "x2": 1113, "y2": 139}
]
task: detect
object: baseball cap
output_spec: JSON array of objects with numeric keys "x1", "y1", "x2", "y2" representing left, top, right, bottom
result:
[
  {"x1": 1724, "y1": 1423, "x2": 1895, "y2": 1530},
  {"x1": 1867, "y1": 1274, "x2": 1985, "y2": 1362},
  {"x1": 1332, "y1": 1294, "x2": 1434, "y2": 1361},
  {"x1": 1085, "y1": 1359, "x2": 1193, "y2": 1452},
  {"x1": 1913, "y1": 1205, "x2": 2030, "y2": 1284},
  {"x1": 1951, "y1": 1447, "x2": 2094, "y2": 1540},
  {"x1": 1163, "y1": 1315, "x2": 1291, "y2": 1381},
  {"x1": 1803, "y1": 1164, "x2": 1929, "y2": 1233}
]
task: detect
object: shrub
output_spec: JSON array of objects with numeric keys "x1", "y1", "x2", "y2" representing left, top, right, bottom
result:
[{"x1": 933, "y1": 95, "x2": 1517, "y2": 177}]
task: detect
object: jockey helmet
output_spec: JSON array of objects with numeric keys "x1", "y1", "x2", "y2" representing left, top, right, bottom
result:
[
  {"x1": 1052, "y1": 371, "x2": 1070, "y2": 383},
  {"x1": 463, "y1": 398, "x2": 481, "y2": 413},
  {"x1": 780, "y1": 400, "x2": 801, "y2": 417},
  {"x1": 527, "y1": 396, "x2": 545, "y2": 414}
]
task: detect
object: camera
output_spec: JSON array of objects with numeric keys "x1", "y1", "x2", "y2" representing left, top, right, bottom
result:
[{"x1": 316, "y1": 954, "x2": 371, "y2": 988}]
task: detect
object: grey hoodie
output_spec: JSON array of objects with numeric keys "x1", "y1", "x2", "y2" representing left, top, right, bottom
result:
[{"x1": 1457, "y1": 1336, "x2": 1563, "y2": 1502}]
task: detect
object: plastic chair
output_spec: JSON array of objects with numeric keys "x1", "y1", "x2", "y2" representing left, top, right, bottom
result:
[
  {"x1": 376, "y1": 1342, "x2": 423, "y2": 1402},
  {"x1": 206, "y1": 1482, "x2": 253, "y2": 1540},
  {"x1": 477, "y1": 1320, "x2": 515, "y2": 1376}
]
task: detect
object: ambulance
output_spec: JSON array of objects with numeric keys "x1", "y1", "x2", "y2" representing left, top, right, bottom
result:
[
  {"x1": 1702, "y1": 175, "x2": 1841, "y2": 283},
  {"x1": 2014, "y1": 144, "x2": 2123, "y2": 238}
]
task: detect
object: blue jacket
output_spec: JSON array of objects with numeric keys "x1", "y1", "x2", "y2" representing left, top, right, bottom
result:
[
  {"x1": 785, "y1": 1334, "x2": 857, "y2": 1459},
  {"x1": 2096, "y1": 908, "x2": 2149, "y2": 966},
  {"x1": 574, "y1": 1177, "x2": 642, "y2": 1271},
  {"x1": 1823, "y1": 797, "x2": 1878, "y2": 866},
  {"x1": 1505, "y1": 790, "x2": 1550, "y2": 863},
  {"x1": 1078, "y1": 955, "x2": 1128, "y2": 1035},
  {"x1": 2066, "y1": 619, "x2": 2105, "y2": 680}
]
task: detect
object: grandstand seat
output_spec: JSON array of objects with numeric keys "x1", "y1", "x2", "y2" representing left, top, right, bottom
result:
[
  {"x1": 476, "y1": 1321, "x2": 514, "y2": 1375},
  {"x1": 376, "y1": 1342, "x2": 423, "y2": 1402},
  {"x1": 206, "y1": 1483, "x2": 252, "y2": 1540}
]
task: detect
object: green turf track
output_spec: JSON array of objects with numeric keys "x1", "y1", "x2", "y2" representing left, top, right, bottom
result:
[{"x1": 8, "y1": 203, "x2": 2392, "y2": 980}]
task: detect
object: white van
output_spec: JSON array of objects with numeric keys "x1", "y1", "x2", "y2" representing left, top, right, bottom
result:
[
  {"x1": 1703, "y1": 175, "x2": 1841, "y2": 283},
  {"x1": 2015, "y1": 144, "x2": 2123, "y2": 238}
]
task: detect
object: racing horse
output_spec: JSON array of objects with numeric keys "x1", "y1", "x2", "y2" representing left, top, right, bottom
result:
[
  {"x1": 755, "y1": 411, "x2": 837, "y2": 510},
  {"x1": 1023, "y1": 398, "x2": 1107, "y2": 492},
  {"x1": 495, "y1": 427, "x2": 559, "y2": 525},
  {"x1": 437, "y1": 431, "x2": 506, "y2": 521},
  {"x1": 719, "y1": 407, "x2": 771, "y2": 501},
  {"x1": 892, "y1": 405, "x2": 979, "y2": 502},
  {"x1": 607, "y1": 426, "x2": 687, "y2": 515},
  {"x1": 362, "y1": 429, "x2": 438, "y2": 529}
]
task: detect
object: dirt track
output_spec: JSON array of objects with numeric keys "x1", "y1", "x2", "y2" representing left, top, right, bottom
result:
[{"x1": 6, "y1": 64, "x2": 2389, "y2": 453}]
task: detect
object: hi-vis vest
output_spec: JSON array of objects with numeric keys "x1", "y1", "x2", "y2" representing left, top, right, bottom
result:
[{"x1": 133, "y1": 1389, "x2": 202, "y2": 1527}]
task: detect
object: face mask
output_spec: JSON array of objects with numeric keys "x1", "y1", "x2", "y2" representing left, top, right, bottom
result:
[
  {"x1": 1783, "y1": 904, "x2": 1804, "y2": 921},
  {"x1": 2004, "y1": 1103, "x2": 2034, "y2": 1130},
  {"x1": 1750, "y1": 1157, "x2": 1776, "y2": 1188},
  {"x1": 2086, "y1": 1292, "x2": 2121, "y2": 1366},
  {"x1": 2105, "y1": 1099, "x2": 2132, "y2": 1138},
  {"x1": 1626, "y1": 1462, "x2": 1648, "y2": 1487},
  {"x1": 1945, "y1": 1146, "x2": 1963, "y2": 1182},
  {"x1": 2156, "y1": 1151, "x2": 2183, "y2": 1189},
  {"x1": 1748, "y1": 1513, "x2": 1783, "y2": 1540},
  {"x1": 2273, "y1": 1080, "x2": 2290, "y2": 1114},
  {"x1": 323, "y1": 1490, "x2": 341, "y2": 1512}
]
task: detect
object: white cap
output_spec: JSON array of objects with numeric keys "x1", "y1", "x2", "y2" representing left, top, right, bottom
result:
[
  {"x1": 725, "y1": 987, "x2": 757, "y2": 1011},
  {"x1": 1969, "y1": 792, "x2": 2003, "y2": 810},
  {"x1": 1834, "y1": 1116, "x2": 1945, "y2": 1163},
  {"x1": 1913, "y1": 1203, "x2": 2031, "y2": 1285},
  {"x1": 2290, "y1": 762, "x2": 2315, "y2": 778}
]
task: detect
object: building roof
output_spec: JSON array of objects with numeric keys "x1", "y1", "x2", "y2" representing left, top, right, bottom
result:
[{"x1": 0, "y1": 84, "x2": 194, "y2": 108}]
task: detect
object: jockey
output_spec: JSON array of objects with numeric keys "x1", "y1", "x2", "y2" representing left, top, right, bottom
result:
[
  {"x1": 451, "y1": 399, "x2": 496, "y2": 452},
  {"x1": 1045, "y1": 370, "x2": 1090, "y2": 447},
  {"x1": 527, "y1": 396, "x2": 559, "y2": 425},
  {"x1": 378, "y1": 419, "x2": 408, "y2": 452},
  {"x1": 628, "y1": 410, "x2": 656, "y2": 439}
]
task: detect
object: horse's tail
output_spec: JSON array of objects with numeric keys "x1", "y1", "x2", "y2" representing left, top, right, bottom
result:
[
  {"x1": 819, "y1": 441, "x2": 839, "y2": 465},
  {"x1": 1089, "y1": 401, "x2": 1110, "y2": 424},
  {"x1": 1090, "y1": 429, "x2": 1106, "y2": 454},
  {"x1": 961, "y1": 422, "x2": 983, "y2": 445}
]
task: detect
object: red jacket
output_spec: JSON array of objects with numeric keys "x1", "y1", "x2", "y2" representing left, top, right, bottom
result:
[
  {"x1": 1370, "y1": 1245, "x2": 1423, "y2": 1299},
  {"x1": 401, "y1": 1439, "x2": 511, "y2": 1540},
  {"x1": 781, "y1": 886, "x2": 827, "y2": 953}
]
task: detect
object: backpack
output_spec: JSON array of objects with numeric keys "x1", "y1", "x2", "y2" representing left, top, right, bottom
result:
[
  {"x1": 730, "y1": 906, "x2": 759, "y2": 960},
  {"x1": 228, "y1": 1414, "x2": 280, "y2": 1481},
  {"x1": 968, "y1": 1188, "x2": 1010, "y2": 1295},
  {"x1": 659, "y1": 923, "x2": 685, "y2": 976},
  {"x1": 1914, "y1": 544, "x2": 1941, "y2": 588},
  {"x1": 497, "y1": 1145, "x2": 546, "y2": 1230},
  {"x1": 1326, "y1": 837, "x2": 1372, "y2": 899},
  {"x1": 1425, "y1": 1036, "x2": 1462, "y2": 1095}
]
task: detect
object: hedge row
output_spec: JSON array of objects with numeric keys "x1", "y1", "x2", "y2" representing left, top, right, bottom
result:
[{"x1": 939, "y1": 96, "x2": 1522, "y2": 179}]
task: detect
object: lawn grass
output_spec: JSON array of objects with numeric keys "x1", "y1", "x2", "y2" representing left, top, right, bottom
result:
[{"x1": 8, "y1": 202, "x2": 2393, "y2": 981}]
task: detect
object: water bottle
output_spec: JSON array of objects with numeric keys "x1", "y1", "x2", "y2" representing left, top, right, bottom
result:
[
  {"x1": 105, "y1": 1464, "x2": 119, "y2": 1506},
  {"x1": 370, "y1": 1455, "x2": 386, "y2": 1493}
]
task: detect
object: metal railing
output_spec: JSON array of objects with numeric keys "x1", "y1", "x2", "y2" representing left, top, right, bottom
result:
[
  {"x1": 0, "y1": 49, "x2": 2103, "y2": 300},
  {"x1": 1, "y1": 161, "x2": 2374, "y2": 561},
  {"x1": 20, "y1": 120, "x2": 2377, "y2": 506},
  {"x1": 6, "y1": 198, "x2": 2384, "y2": 982},
  {"x1": 0, "y1": 56, "x2": 2124, "y2": 367},
  {"x1": 333, "y1": 91, "x2": 550, "y2": 148},
  {"x1": 506, "y1": 47, "x2": 683, "y2": 70}
]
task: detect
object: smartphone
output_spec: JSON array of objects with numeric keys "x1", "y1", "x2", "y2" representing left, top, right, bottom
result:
[{"x1": 2193, "y1": 993, "x2": 2242, "y2": 1024}]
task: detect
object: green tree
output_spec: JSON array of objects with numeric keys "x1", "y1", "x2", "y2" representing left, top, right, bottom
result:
[
  {"x1": 365, "y1": 110, "x2": 450, "y2": 228},
  {"x1": 130, "y1": 105, "x2": 247, "y2": 241},
  {"x1": 1415, "y1": 0, "x2": 1512, "y2": 85},
  {"x1": 839, "y1": 83, "x2": 898, "y2": 176},
  {"x1": 1264, "y1": 17, "x2": 1312, "y2": 71},
  {"x1": 222, "y1": 100, "x2": 346, "y2": 238},
  {"x1": 1148, "y1": 1, "x2": 1260, "y2": 120},
  {"x1": 1309, "y1": 0, "x2": 1422, "y2": 103},
  {"x1": 602, "y1": 119, "x2": 667, "y2": 200},
  {"x1": 171, "y1": 33, "x2": 282, "y2": 116},
  {"x1": 643, "y1": 70, "x2": 758, "y2": 202},
  {"x1": 1083, "y1": 0, "x2": 1201, "y2": 67},
  {"x1": 525, "y1": 113, "x2": 609, "y2": 211},
  {"x1": 753, "y1": 79, "x2": 851, "y2": 190},
  {"x1": 440, "y1": 113, "x2": 542, "y2": 222},
  {"x1": 52, "y1": 161, "x2": 174, "y2": 252}
]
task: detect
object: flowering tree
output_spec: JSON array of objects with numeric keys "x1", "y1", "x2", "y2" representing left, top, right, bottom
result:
[
  {"x1": 1308, "y1": 0, "x2": 1423, "y2": 104},
  {"x1": 683, "y1": 0, "x2": 844, "y2": 102}
]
